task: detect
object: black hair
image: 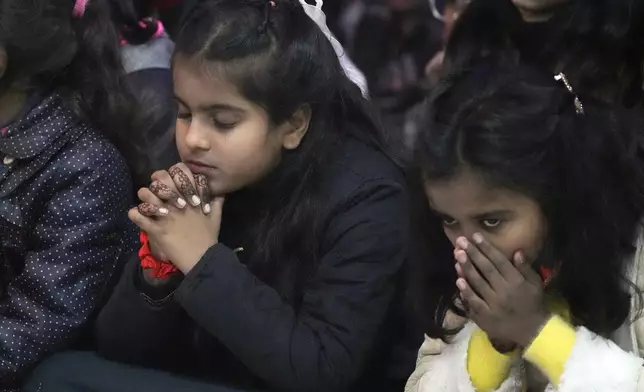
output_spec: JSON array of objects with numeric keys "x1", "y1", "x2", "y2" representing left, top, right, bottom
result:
[
  {"x1": 174, "y1": 0, "x2": 390, "y2": 296},
  {"x1": 412, "y1": 65, "x2": 644, "y2": 340},
  {"x1": 109, "y1": 0, "x2": 159, "y2": 45},
  {"x1": 0, "y1": 0, "x2": 139, "y2": 146},
  {"x1": 444, "y1": 0, "x2": 644, "y2": 108}
]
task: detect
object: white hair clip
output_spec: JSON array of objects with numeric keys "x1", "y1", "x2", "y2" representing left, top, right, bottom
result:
[
  {"x1": 298, "y1": 0, "x2": 369, "y2": 98},
  {"x1": 554, "y1": 72, "x2": 584, "y2": 115}
]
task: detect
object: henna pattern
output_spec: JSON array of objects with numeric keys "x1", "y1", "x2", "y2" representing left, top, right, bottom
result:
[
  {"x1": 169, "y1": 166, "x2": 197, "y2": 198},
  {"x1": 138, "y1": 203, "x2": 159, "y2": 217},
  {"x1": 194, "y1": 174, "x2": 207, "y2": 189},
  {"x1": 150, "y1": 181, "x2": 180, "y2": 201},
  {"x1": 194, "y1": 174, "x2": 211, "y2": 198}
]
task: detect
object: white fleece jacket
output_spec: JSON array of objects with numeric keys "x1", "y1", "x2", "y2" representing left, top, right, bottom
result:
[{"x1": 406, "y1": 233, "x2": 644, "y2": 392}]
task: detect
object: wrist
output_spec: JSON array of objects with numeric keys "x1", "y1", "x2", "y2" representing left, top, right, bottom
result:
[
  {"x1": 148, "y1": 241, "x2": 166, "y2": 261},
  {"x1": 517, "y1": 312, "x2": 552, "y2": 347},
  {"x1": 489, "y1": 337, "x2": 518, "y2": 354},
  {"x1": 173, "y1": 240, "x2": 217, "y2": 275},
  {"x1": 139, "y1": 232, "x2": 178, "y2": 279},
  {"x1": 141, "y1": 268, "x2": 180, "y2": 286}
]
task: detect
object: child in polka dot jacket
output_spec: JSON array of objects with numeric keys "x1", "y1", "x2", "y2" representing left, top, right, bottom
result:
[{"x1": 0, "y1": 0, "x2": 139, "y2": 390}]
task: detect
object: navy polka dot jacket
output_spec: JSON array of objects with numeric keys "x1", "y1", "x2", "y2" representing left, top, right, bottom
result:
[{"x1": 0, "y1": 93, "x2": 136, "y2": 389}]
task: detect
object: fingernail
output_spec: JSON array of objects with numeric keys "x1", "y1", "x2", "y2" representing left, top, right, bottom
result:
[
  {"x1": 515, "y1": 251, "x2": 524, "y2": 265},
  {"x1": 456, "y1": 279, "x2": 467, "y2": 290},
  {"x1": 456, "y1": 237, "x2": 468, "y2": 249},
  {"x1": 159, "y1": 208, "x2": 169, "y2": 216},
  {"x1": 204, "y1": 203, "x2": 211, "y2": 214},
  {"x1": 192, "y1": 195, "x2": 201, "y2": 205},
  {"x1": 177, "y1": 198, "x2": 187, "y2": 208},
  {"x1": 472, "y1": 233, "x2": 483, "y2": 244}
]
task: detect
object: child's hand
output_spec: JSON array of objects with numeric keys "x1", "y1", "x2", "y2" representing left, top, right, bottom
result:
[
  {"x1": 454, "y1": 248, "x2": 517, "y2": 353},
  {"x1": 147, "y1": 163, "x2": 212, "y2": 215},
  {"x1": 130, "y1": 164, "x2": 223, "y2": 274},
  {"x1": 454, "y1": 234, "x2": 549, "y2": 347},
  {"x1": 130, "y1": 195, "x2": 224, "y2": 274}
]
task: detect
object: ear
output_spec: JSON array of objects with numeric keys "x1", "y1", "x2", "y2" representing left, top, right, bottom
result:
[{"x1": 280, "y1": 105, "x2": 311, "y2": 150}]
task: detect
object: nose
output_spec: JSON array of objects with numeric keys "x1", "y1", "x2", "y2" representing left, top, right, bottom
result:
[
  {"x1": 184, "y1": 119, "x2": 210, "y2": 151},
  {"x1": 445, "y1": 224, "x2": 477, "y2": 247}
]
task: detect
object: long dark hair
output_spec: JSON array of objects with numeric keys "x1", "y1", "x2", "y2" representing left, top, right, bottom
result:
[
  {"x1": 175, "y1": 0, "x2": 389, "y2": 297},
  {"x1": 413, "y1": 65, "x2": 644, "y2": 340},
  {"x1": 444, "y1": 0, "x2": 644, "y2": 107},
  {"x1": 0, "y1": 0, "x2": 139, "y2": 145},
  {"x1": 109, "y1": 0, "x2": 159, "y2": 45}
]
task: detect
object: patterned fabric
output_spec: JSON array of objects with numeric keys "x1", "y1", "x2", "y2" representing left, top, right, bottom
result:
[{"x1": 0, "y1": 93, "x2": 136, "y2": 390}]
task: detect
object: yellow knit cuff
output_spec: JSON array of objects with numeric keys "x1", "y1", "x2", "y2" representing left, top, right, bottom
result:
[
  {"x1": 524, "y1": 315, "x2": 576, "y2": 386},
  {"x1": 467, "y1": 328, "x2": 514, "y2": 391}
]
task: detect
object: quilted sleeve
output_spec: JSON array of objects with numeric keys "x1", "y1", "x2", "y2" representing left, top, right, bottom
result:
[{"x1": 0, "y1": 140, "x2": 133, "y2": 386}]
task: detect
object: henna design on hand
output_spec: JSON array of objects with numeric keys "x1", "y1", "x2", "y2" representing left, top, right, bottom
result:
[
  {"x1": 169, "y1": 166, "x2": 198, "y2": 202},
  {"x1": 150, "y1": 181, "x2": 180, "y2": 201}
]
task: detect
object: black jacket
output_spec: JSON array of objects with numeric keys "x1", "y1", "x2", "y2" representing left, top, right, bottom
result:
[
  {"x1": 0, "y1": 93, "x2": 135, "y2": 390},
  {"x1": 96, "y1": 137, "x2": 420, "y2": 391}
]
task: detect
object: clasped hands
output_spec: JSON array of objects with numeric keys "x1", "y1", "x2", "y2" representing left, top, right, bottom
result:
[{"x1": 128, "y1": 163, "x2": 224, "y2": 274}]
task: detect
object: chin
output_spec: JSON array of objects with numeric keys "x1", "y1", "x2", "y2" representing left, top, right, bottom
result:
[
  {"x1": 207, "y1": 181, "x2": 243, "y2": 198},
  {"x1": 207, "y1": 184, "x2": 230, "y2": 198}
]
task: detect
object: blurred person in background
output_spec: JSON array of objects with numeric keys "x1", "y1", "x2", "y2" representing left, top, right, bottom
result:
[
  {"x1": 424, "y1": 0, "x2": 469, "y2": 86},
  {"x1": 402, "y1": 0, "x2": 644, "y2": 157},
  {"x1": 110, "y1": 0, "x2": 180, "y2": 192},
  {"x1": 401, "y1": 0, "x2": 468, "y2": 154},
  {"x1": 349, "y1": 0, "x2": 442, "y2": 126},
  {"x1": 443, "y1": 0, "x2": 644, "y2": 108}
]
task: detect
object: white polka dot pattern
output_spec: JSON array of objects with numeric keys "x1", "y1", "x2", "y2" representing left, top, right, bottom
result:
[{"x1": 0, "y1": 94, "x2": 136, "y2": 390}]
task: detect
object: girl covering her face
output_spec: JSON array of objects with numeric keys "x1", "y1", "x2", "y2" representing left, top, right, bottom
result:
[
  {"x1": 27, "y1": 1, "x2": 418, "y2": 391},
  {"x1": 407, "y1": 65, "x2": 644, "y2": 392}
]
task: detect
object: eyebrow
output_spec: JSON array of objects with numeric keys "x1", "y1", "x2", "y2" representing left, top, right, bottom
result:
[
  {"x1": 174, "y1": 95, "x2": 245, "y2": 113},
  {"x1": 471, "y1": 210, "x2": 514, "y2": 220},
  {"x1": 430, "y1": 208, "x2": 514, "y2": 220}
]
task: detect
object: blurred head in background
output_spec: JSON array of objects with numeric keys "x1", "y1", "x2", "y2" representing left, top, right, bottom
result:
[
  {"x1": 511, "y1": 0, "x2": 571, "y2": 21},
  {"x1": 387, "y1": 0, "x2": 425, "y2": 12},
  {"x1": 442, "y1": 0, "x2": 644, "y2": 108}
]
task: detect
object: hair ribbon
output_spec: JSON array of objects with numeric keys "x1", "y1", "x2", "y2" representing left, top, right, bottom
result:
[
  {"x1": 297, "y1": 0, "x2": 369, "y2": 97},
  {"x1": 554, "y1": 72, "x2": 584, "y2": 115},
  {"x1": 72, "y1": 0, "x2": 89, "y2": 17}
]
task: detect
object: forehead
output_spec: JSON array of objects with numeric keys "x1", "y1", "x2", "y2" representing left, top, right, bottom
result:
[
  {"x1": 172, "y1": 55, "x2": 253, "y2": 110},
  {"x1": 424, "y1": 170, "x2": 534, "y2": 215}
]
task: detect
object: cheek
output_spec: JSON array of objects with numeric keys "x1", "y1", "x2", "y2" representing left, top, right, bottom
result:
[
  {"x1": 223, "y1": 133, "x2": 279, "y2": 170},
  {"x1": 213, "y1": 129, "x2": 283, "y2": 191},
  {"x1": 443, "y1": 228, "x2": 458, "y2": 248},
  {"x1": 174, "y1": 121, "x2": 188, "y2": 155},
  {"x1": 492, "y1": 217, "x2": 546, "y2": 262}
]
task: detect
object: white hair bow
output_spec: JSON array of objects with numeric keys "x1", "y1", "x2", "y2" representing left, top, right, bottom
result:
[{"x1": 298, "y1": 0, "x2": 369, "y2": 98}]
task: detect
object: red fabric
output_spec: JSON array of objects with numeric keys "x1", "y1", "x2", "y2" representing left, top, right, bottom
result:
[
  {"x1": 540, "y1": 266, "x2": 553, "y2": 285},
  {"x1": 139, "y1": 232, "x2": 179, "y2": 279}
]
